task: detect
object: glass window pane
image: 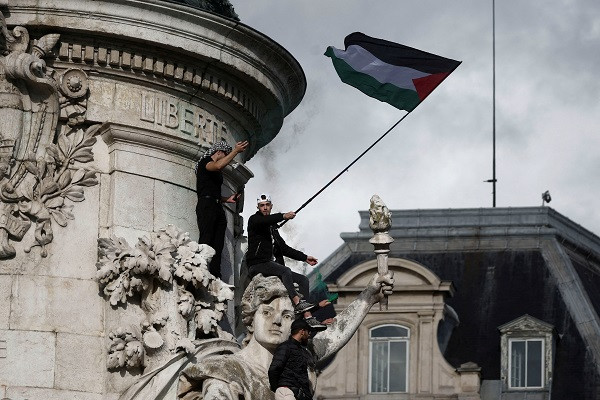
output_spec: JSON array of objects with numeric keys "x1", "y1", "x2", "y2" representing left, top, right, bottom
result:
[
  {"x1": 510, "y1": 341, "x2": 526, "y2": 388},
  {"x1": 527, "y1": 340, "x2": 543, "y2": 387},
  {"x1": 389, "y1": 341, "x2": 407, "y2": 392},
  {"x1": 371, "y1": 325, "x2": 409, "y2": 338},
  {"x1": 371, "y1": 342, "x2": 388, "y2": 392}
]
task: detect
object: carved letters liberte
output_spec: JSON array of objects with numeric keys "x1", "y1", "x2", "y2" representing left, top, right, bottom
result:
[{"x1": 140, "y1": 92, "x2": 228, "y2": 143}]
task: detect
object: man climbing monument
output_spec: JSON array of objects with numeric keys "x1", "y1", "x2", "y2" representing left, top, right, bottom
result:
[
  {"x1": 195, "y1": 140, "x2": 248, "y2": 278},
  {"x1": 246, "y1": 193, "x2": 327, "y2": 330}
]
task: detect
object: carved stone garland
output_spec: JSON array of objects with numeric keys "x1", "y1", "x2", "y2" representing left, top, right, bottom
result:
[
  {"x1": 96, "y1": 225, "x2": 234, "y2": 371},
  {"x1": 0, "y1": 11, "x2": 98, "y2": 258}
]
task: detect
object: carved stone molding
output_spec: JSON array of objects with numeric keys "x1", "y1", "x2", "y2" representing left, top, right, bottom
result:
[
  {"x1": 96, "y1": 225, "x2": 234, "y2": 371},
  {"x1": 4, "y1": 0, "x2": 307, "y2": 159},
  {"x1": 0, "y1": 11, "x2": 99, "y2": 258},
  {"x1": 54, "y1": 39, "x2": 264, "y2": 126}
]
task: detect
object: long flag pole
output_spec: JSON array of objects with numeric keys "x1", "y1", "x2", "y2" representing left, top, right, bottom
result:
[{"x1": 278, "y1": 112, "x2": 410, "y2": 228}]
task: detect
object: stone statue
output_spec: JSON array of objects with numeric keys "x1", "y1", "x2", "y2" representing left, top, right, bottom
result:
[
  {"x1": 178, "y1": 271, "x2": 394, "y2": 399},
  {"x1": 168, "y1": 0, "x2": 239, "y2": 21},
  {"x1": 117, "y1": 269, "x2": 393, "y2": 399}
]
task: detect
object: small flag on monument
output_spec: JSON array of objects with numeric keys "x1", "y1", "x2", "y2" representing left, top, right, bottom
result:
[{"x1": 325, "y1": 32, "x2": 461, "y2": 111}]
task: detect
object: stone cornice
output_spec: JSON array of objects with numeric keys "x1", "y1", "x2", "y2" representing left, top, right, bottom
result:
[
  {"x1": 2, "y1": 0, "x2": 307, "y2": 158},
  {"x1": 50, "y1": 36, "x2": 264, "y2": 142},
  {"x1": 99, "y1": 122, "x2": 201, "y2": 161}
]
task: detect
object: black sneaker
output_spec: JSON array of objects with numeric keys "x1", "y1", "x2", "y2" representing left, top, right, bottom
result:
[
  {"x1": 304, "y1": 316, "x2": 327, "y2": 332},
  {"x1": 294, "y1": 299, "x2": 316, "y2": 314}
]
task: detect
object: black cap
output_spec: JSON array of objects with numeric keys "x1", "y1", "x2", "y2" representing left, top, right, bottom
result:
[{"x1": 291, "y1": 318, "x2": 313, "y2": 333}]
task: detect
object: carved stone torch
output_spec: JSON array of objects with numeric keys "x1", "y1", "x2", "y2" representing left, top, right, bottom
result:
[{"x1": 369, "y1": 195, "x2": 394, "y2": 311}]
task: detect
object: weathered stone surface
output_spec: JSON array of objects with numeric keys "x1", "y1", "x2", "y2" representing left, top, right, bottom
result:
[
  {"x1": 110, "y1": 143, "x2": 195, "y2": 190},
  {"x1": 55, "y1": 333, "x2": 105, "y2": 393},
  {"x1": 90, "y1": 133, "x2": 111, "y2": 174},
  {"x1": 9, "y1": 275, "x2": 104, "y2": 335},
  {"x1": 109, "y1": 226, "x2": 153, "y2": 248},
  {"x1": 0, "y1": 275, "x2": 11, "y2": 329},
  {"x1": 6, "y1": 387, "x2": 104, "y2": 400},
  {"x1": 0, "y1": 329, "x2": 56, "y2": 388},
  {"x1": 0, "y1": 183, "x2": 99, "y2": 279},
  {"x1": 108, "y1": 171, "x2": 154, "y2": 231},
  {"x1": 39, "y1": 185, "x2": 101, "y2": 280},
  {"x1": 154, "y1": 181, "x2": 198, "y2": 237},
  {"x1": 1, "y1": 0, "x2": 306, "y2": 396}
]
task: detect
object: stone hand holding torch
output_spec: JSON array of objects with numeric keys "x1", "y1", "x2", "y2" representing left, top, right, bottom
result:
[{"x1": 369, "y1": 195, "x2": 394, "y2": 310}]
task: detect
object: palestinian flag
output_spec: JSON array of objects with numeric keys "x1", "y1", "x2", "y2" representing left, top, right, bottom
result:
[{"x1": 325, "y1": 32, "x2": 461, "y2": 111}]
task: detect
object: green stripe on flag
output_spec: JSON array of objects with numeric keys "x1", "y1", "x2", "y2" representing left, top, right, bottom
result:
[{"x1": 328, "y1": 54, "x2": 421, "y2": 111}]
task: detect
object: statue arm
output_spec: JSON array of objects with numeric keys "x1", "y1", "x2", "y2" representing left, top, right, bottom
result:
[{"x1": 311, "y1": 272, "x2": 393, "y2": 368}]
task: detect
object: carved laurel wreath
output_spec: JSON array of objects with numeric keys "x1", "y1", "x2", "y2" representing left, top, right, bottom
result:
[{"x1": 15, "y1": 126, "x2": 100, "y2": 255}]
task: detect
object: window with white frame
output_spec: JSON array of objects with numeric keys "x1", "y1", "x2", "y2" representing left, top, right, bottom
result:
[
  {"x1": 499, "y1": 315, "x2": 553, "y2": 392},
  {"x1": 509, "y1": 338, "x2": 544, "y2": 389},
  {"x1": 369, "y1": 324, "x2": 409, "y2": 393}
]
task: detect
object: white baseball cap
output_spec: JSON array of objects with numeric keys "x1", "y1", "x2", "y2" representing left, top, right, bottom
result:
[{"x1": 257, "y1": 193, "x2": 272, "y2": 204}]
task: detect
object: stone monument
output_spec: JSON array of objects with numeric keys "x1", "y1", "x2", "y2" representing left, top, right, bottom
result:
[{"x1": 0, "y1": 1, "x2": 305, "y2": 398}]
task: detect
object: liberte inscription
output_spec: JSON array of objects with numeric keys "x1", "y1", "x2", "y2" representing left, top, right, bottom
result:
[{"x1": 140, "y1": 92, "x2": 228, "y2": 143}]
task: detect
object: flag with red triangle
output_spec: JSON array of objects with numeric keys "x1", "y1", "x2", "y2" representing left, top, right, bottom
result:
[{"x1": 325, "y1": 32, "x2": 461, "y2": 111}]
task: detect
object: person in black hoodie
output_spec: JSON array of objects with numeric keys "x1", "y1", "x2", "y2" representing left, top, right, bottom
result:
[
  {"x1": 268, "y1": 318, "x2": 316, "y2": 400},
  {"x1": 246, "y1": 193, "x2": 326, "y2": 330}
]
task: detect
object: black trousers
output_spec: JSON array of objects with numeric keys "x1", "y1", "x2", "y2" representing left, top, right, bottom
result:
[
  {"x1": 248, "y1": 261, "x2": 310, "y2": 303},
  {"x1": 196, "y1": 197, "x2": 226, "y2": 279}
]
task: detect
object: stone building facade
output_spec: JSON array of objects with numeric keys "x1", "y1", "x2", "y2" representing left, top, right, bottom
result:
[
  {"x1": 0, "y1": 1, "x2": 305, "y2": 398},
  {"x1": 312, "y1": 207, "x2": 600, "y2": 399}
]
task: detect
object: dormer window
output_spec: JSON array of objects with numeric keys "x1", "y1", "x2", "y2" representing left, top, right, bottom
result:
[{"x1": 499, "y1": 315, "x2": 554, "y2": 392}]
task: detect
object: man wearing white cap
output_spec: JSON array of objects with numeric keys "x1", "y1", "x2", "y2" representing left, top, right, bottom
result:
[{"x1": 246, "y1": 193, "x2": 326, "y2": 330}]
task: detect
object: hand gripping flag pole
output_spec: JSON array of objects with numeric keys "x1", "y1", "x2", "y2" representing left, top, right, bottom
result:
[{"x1": 278, "y1": 32, "x2": 461, "y2": 228}]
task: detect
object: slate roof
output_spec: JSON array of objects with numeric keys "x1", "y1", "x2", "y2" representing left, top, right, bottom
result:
[{"x1": 310, "y1": 207, "x2": 600, "y2": 399}]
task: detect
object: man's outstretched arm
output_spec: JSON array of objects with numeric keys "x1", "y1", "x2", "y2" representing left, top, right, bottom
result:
[{"x1": 310, "y1": 272, "x2": 394, "y2": 367}]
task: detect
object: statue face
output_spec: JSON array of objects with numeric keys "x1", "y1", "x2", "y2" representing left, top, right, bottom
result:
[{"x1": 252, "y1": 296, "x2": 294, "y2": 350}]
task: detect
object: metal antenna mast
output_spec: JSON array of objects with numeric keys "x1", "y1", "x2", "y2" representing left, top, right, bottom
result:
[{"x1": 485, "y1": 0, "x2": 497, "y2": 206}]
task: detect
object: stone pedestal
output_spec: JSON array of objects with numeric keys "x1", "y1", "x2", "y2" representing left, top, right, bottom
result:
[{"x1": 0, "y1": 1, "x2": 305, "y2": 398}]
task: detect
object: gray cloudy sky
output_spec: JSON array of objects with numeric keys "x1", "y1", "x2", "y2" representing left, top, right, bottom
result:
[{"x1": 232, "y1": 0, "x2": 600, "y2": 266}]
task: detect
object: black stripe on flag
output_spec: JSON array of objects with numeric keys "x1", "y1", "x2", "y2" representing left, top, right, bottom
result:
[{"x1": 344, "y1": 32, "x2": 461, "y2": 75}]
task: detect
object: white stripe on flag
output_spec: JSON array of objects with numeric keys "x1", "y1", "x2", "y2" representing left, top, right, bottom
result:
[{"x1": 330, "y1": 45, "x2": 429, "y2": 90}]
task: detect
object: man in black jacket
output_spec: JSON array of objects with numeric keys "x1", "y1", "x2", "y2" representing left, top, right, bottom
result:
[
  {"x1": 195, "y1": 140, "x2": 248, "y2": 278},
  {"x1": 246, "y1": 193, "x2": 326, "y2": 330},
  {"x1": 268, "y1": 318, "x2": 316, "y2": 400}
]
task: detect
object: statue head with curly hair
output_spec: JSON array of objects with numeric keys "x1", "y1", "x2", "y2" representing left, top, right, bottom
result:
[{"x1": 240, "y1": 274, "x2": 294, "y2": 349}]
